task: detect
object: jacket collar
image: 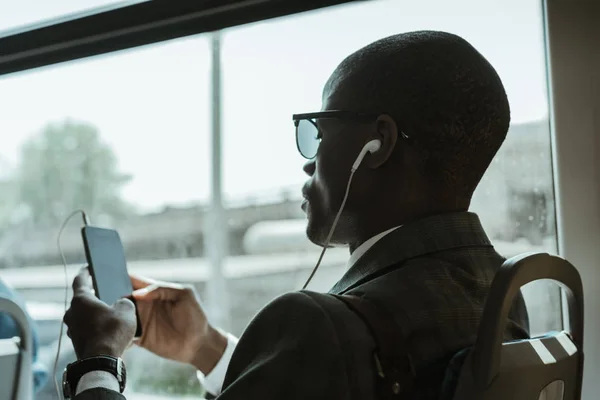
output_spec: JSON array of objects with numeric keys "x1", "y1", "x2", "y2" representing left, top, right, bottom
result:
[{"x1": 329, "y1": 212, "x2": 493, "y2": 294}]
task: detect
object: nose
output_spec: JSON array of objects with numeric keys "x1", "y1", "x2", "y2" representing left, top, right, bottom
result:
[{"x1": 303, "y1": 159, "x2": 316, "y2": 176}]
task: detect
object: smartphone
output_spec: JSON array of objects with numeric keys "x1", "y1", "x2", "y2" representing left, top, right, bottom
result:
[{"x1": 81, "y1": 226, "x2": 142, "y2": 338}]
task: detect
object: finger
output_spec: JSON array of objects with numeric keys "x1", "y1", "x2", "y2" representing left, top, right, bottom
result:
[
  {"x1": 72, "y1": 267, "x2": 93, "y2": 296},
  {"x1": 130, "y1": 275, "x2": 183, "y2": 291},
  {"x1": 130, "y1": 275, "x2": 158, "y2": 290},
  {"x1": 131, "y1": 284, "x2": 159, "y2": 300},
  {"x1": 132, "y1": 284, "x2": 186, "y2": 302}
]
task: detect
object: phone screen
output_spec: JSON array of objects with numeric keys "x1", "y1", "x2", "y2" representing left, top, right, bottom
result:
[{"x1": 81, "y1": 226, "x2": 142, "y2": 337}]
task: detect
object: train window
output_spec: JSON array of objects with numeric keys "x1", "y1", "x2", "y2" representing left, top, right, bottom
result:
[
  {"x1": 0, "y1": 0, "x2": 556, "y2": 398},
  {"x1": 221, "y1": 0, "x2": 558, "y2": 336},
  {"x1": 0, "y1": 36, "x2": 212, "y2": 397}
]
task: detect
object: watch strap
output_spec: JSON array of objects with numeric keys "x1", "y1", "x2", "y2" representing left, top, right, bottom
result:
[{"x1": 65, "y1": 355, "x2": 126, "y2": 397}]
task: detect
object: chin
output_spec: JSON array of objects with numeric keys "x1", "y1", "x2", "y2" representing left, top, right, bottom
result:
[
  {"x1": 303, "y1": 196, "x2": 339, "y2": 247},
  {"x1": 305, "y1": 220, "x2": 324, "y2": 247},
  {"x1": 305, "y1": 216, "x2": 329, "y2": 248},
  {"x1": 306, "y1": 215, "x2": 343, "y2": 248}
]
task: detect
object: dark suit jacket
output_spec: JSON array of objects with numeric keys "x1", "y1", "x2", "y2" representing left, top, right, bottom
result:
[{"x1": 75, "y1": 212, "x2": 529, "y2": 400}]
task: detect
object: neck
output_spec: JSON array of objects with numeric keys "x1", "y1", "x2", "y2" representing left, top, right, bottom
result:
[{"x1": 347, "y1": 199, "x2": 469, "y2": 253}]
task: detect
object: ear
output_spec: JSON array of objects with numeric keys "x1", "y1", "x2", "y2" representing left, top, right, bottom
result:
[{"x1": 365, "y1": 114, "x2": 398, "y2": 168}]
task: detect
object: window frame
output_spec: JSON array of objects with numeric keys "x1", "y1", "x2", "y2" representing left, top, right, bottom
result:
[{"x1": 0, "y1": 0, "x2": 362, "y2": 76}]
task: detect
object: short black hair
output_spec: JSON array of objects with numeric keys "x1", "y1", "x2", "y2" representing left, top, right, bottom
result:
[{"x1": 326, "y1": 31, "x2": 510, "y2": 198}]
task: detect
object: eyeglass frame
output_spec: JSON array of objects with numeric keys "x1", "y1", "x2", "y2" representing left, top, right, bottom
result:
[{"x1": 292, "y1": 110, "x2": 409, "y2": 159}]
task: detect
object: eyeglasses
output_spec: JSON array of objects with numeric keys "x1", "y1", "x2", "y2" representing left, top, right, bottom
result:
[{"x1": 292, "y1": 110, "x2": 381, "y2": 159}]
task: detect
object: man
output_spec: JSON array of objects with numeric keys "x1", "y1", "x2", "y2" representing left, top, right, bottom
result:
[{"x1": 63, "y1": 31, "x2": 529, "y2": 399}]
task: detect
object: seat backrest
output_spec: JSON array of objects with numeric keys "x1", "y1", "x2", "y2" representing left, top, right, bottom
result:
[
  {"x1": 0, "y1": 297, "x2": 33, "y2": 400},
  {"x1": 451, "y1": 252, "x2": 584, "y2": 400}
]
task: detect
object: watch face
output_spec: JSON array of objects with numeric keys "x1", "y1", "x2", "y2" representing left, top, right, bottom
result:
[
  {"x1": 116, "y1": 357, "x2": 123, "y2": 380},
  {"x1": 62, "y1": 369, "x2": 71, "y2": 399},
  {"x1": 117, "y1": 357, "x2": 127, "y2": 389}
]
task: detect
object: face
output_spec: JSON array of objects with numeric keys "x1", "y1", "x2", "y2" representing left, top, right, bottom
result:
[{"x1": 300, "y1": 86, "x2": 375, "y2": 247}]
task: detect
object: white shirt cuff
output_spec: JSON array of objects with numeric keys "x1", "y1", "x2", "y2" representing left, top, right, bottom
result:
[
  {"x1": 74, "y1": 332, "x2": 239, "y2": 397},
  {"x1": 197, "y1": 332, "x2": 239, "y2": 396},
  {"x1": 76, "y1": 371, "x2": 120, "y2": 395}
]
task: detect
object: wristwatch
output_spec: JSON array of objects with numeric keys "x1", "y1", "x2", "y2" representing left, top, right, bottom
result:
[{"x1": 62, "y1": 355, "x2": 127, "y2": 398}]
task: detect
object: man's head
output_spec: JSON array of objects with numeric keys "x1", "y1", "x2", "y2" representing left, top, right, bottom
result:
[{"x1": 298, "y1": 31, "x2": 510, "y2": 249}]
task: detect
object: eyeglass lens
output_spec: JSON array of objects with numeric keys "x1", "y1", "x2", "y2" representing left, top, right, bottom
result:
[{"x1": 296, "y1": 119, "x2": 320, "y2": 159}]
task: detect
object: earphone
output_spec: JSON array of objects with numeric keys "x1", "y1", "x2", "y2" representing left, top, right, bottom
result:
[
  {"x1": 352, "y1": 139, "x2": 382, "y2": 171},
  {"x1": 302, "y1": 138, "x2": 382, "y2": 289}
]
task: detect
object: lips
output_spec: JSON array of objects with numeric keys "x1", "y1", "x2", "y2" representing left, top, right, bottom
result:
[
  {"x1": 301, "y1": 182, "x2": 311, "y2": 212},
  {"x1": 301, "y1": 182, "x2": 310, "y2": 200}
]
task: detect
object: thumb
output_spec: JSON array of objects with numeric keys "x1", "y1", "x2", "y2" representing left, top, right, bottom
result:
[{"x1": 114, "y1": 297, "x2": 136, "y2": 314}]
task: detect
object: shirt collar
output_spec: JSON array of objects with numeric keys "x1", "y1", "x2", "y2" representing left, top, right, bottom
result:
[{"x1": 347, "y1": 226, "x2": 402, "y2": 269}]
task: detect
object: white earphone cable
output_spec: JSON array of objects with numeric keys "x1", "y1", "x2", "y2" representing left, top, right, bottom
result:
[
  {"x1": 301, "y1": 139, "x2": 381, "y2": 290},
  {"x1": 54, "y1": 209, "x2": 89, "y2": 399},
  {"x1": 302, "y1": 168, "x2": 356, "y2": 290}
]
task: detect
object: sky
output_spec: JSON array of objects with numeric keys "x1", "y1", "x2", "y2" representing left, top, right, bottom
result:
[{"x1": 0, "y1": 0, "x2": 549, "y2": 212}]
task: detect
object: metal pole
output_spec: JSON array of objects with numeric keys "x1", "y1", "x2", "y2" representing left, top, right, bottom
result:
[{"x1": 205, "y1": 30, "x2": 230, "y2": 331}]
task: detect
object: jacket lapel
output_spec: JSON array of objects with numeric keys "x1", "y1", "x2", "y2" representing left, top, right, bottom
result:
[{"x1": 328, "y1": 212, "x2": 493, "y2": 295}]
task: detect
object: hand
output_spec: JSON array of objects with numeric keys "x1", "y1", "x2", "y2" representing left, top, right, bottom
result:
[
  {"x1": 130, "y1": 276, "x2": 227, "y2": 374},
  {"x1": 64, "y1": 268, "x2": 137, "y2": 359}
]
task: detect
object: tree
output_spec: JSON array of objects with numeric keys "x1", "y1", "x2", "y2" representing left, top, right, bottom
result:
[
  {"x1": 0, "y1": 156, "x2": 16, "y2": 226},
  {"x1": 15, "y1": 120, "x2": 134, "y2": 226}
]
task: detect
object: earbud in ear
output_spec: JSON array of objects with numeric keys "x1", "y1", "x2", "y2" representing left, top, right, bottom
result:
[
  {"x1": 363, "y1": 139, "x2": 382, "y2": 154},
  {"x1": 351, "y1": 139, "x2": 382, "y2": 171}
]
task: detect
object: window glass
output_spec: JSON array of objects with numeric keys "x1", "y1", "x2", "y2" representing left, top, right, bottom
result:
[
  {"x1": 221, "y1": 0, "x2": 558, "y2": 337},
  {"x1": 0, "y1": 0, "x2": 558, "y2": 399},
  {"x1": 0, "y1": 37, "x2": 211, "y2": 398}
]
